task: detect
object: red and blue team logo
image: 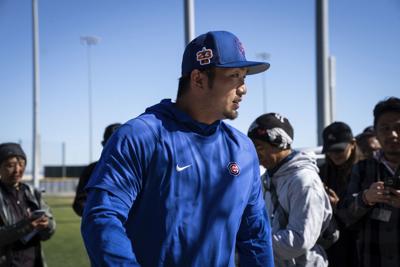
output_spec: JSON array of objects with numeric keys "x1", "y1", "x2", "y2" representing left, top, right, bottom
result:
[
  {"x1": 196, "y1": 47, "x2": 213, "y2": 65},
  {"x1": 235, "y1": 38, "x2": 245, "y2": 57},
  {"x1": 227, "y1": 162, "x2": 240, "y2": 176}
]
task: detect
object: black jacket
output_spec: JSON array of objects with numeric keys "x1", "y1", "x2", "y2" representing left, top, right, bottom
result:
[{"x1": 0, "y1": 182, "x2": 55, "y2": 267}]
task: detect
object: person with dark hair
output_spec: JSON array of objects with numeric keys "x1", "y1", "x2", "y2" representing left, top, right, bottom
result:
[
  {"x1": 81, "y1": 31, "x2": 274, "y2": 266},
  {"x1": 319, "y1": 121, "x2": 361, "y2": 267},
  {"x1": 355, "y1": 126, "x2": 381, "y2": 160},
  {"x1": 0, "y1": 143, "x2": 55, "y2": 267},
  {"x1": 343, "y1": 96, "x2": 400, "y2": 267},
  {"x1": 248, "y1": 113, "x2": 332, "y2": 267},
  {"x1": 72, "y1": 123, "x2": 121, "y2": 216}
]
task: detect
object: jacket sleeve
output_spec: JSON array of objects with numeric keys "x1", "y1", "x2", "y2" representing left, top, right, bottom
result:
[
  {"x1": 81, "y1": 121, "x2": 156, "y2": 266},
  {"x1": 0, "y1": 218, "x2": 34, "y2": 247},
  {"x1": 342, "y1": 162, "x2": 374, "y2": 227},
  {"x1": 236, "y1": 155, "x2": 274, "y2": 267},
  {"x1": 35, "y1": 189, "x2": 56, "y2": 241},
  {"x1": 272, "y1": 171, "x2": 329, "y2": 260}
]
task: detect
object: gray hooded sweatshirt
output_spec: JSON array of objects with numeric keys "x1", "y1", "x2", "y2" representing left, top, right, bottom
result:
[{"x1": 263, "y1": 150, "x2": 332, "y2": 267}]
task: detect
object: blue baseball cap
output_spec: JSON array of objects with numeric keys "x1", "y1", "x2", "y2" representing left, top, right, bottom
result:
[{"x1": 181, "y1": 31, "x2": 270, "y2": 76}]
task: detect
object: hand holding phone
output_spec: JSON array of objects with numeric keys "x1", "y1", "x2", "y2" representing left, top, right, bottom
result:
[{"x1": 384, "y1": 167, "x2": 400, "y2": 190}]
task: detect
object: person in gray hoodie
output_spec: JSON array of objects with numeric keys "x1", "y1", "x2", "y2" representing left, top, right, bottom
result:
[{"x1": 248, "y1": 113, "x2": 333, "y2": 267}]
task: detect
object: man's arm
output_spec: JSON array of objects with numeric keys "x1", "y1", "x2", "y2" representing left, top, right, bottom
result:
[
  {"x1": 236, "y1": 157, "x2": 274, "y2": 267},
  {"x1": 82, "y1": 189, "x2": 140, "y2": 266},
  {"x1": 81, "y1": 120, "x2": 157, "y2": 266},
  {"x1": 342, "y1": 161, "x2": 391, "y2": 226},
  {"x1": 0, "y1": 218, "x2": 35, "y2": 247}
]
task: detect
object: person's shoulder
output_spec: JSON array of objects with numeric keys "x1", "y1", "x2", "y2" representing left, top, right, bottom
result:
[
  {"x1": 353, "y1": 157, "x2": 380, "y2": 179},
  {"x1": 20, "y1": 182, "x2": 34, "y2": 191},
  {"x1": 285, "y1": 156, "x2": 322, "y2": 189},
  {"x1": 282, "y1": 151, "x2": 318, "y2": 174},
  {"x1": 20, "y1": 182, "x2": 42, "y2": 199},
  {"x1": 288, "y1": 169, "x2": 320, "y2": 187},
  {"x1": 124, "y1": 113, "x2": 160, "y2": 130},
  {"x1": 353, "y1": 157, "x2": 379, "y2": 172},
  {"x1": 221, "y1": 122, "x2": 252, "y2": 144},
  {"x1": 115, "y1": 114, "x2": 163, "y2": 142},
  {"x1": 80, "y1": 161, "x2": 98, "y2": 178}
]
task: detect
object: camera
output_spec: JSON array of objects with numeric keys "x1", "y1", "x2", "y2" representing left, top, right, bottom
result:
[{"x1": 384, "y1": 167, "x2": 400, "y2": 190}]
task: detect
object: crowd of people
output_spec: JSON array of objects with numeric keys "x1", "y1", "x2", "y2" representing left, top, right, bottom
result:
[{"x1": 1, "y1": 30, "x2": 399, "y2": 267}]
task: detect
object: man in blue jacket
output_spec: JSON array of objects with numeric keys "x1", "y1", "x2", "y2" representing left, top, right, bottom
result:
[{"x1": 81, "y1": 31, "x2": 274, "y2": 267}]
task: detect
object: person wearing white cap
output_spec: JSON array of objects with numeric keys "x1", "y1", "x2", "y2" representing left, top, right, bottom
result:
[{"x1": 248, "y1": 113, "x2": 333, "y2": 267}]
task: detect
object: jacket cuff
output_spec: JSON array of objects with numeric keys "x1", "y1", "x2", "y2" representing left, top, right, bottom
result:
[{"x1": 357, "y1": 191, "x2": 373, "y2": 209}]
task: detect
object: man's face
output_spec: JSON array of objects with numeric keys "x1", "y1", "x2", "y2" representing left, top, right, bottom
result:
[
  {"x1": 365, "y1": 136, "x2": 381, "y2": 155},
  {"x1": 376, "y1": 112, "x2": 400, "y2": 157},
  {"x1": 252, "y1": 139, "x2": 276, "y2": 169},
  {"x1": 0, "y1": 156, "x2": 26, "y2": 187},
  {"x1": 204, "y1": 67, "x2": 247, "y2": 121}
]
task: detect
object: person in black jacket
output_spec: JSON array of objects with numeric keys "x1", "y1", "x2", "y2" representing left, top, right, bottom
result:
[
  {"x1": 319, "y1": 121, "x2": 361, "y2": 267},
  {"x1": 0, "y1": 143, "x2": 55, "y2": 267},
  {"x1": 343, "y1": 97, "x2": 400, "y2": 267},
  {"x1": 72, "y1": 123, "x2": 121, "y2": 216}
]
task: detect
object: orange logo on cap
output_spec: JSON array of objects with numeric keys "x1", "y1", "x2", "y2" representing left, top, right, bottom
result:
[{"x1": 196, "y1": 47, "x2": 213, "y2": 65}]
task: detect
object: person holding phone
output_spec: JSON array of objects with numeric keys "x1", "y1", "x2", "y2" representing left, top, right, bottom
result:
[
  {"x1": 0, "y1": 143, "x2": 55, "y2": 267},
  {"x1": 344, "y1": 97, "x2": 400, "y2": 267}
]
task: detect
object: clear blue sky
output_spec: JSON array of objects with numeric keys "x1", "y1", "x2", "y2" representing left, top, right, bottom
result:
[{"x1": 1, "y1": 0, "x2": 399, "y2": 171}]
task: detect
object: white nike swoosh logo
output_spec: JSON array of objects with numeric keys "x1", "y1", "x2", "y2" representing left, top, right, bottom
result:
[{"x1": 176, "y1": 164, "x2": 192, "y2": 172}]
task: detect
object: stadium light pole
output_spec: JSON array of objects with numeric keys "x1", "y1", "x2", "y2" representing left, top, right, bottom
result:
[
  {"x1": 256, "y1": 52, "x2": 271, "y2": 113},
  {"x1": 316, "y1": 0, "x2": 331, "y2": 145},
  {"x1": 80, "y1": 36, "x2": 99, "y2": 163},
  {"x1": 184, "y1": 0, "x2": 195, "y2": 45},
  {"x1": 32, "y1": 0, "x2": 41, "y2": 188}
]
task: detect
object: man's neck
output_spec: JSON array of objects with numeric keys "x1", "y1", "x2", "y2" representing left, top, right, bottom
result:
[
  {"x1": 268, "y1": 149, "x2": 293, "y2": 177},
  {"x1": 176, "y1": 97, "x2": 219, "y2": 125},
  {"x1": 383, "y1": 152, "x2": 400, "y2": 170}
]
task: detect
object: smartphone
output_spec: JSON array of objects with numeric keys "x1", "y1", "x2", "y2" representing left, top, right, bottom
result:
[
  {"x1": 30, "y1": 209, "x2": 47, "y2": 220},
  {"x1": 384, "y1": 167, "x2": 400, "y2": 190}
]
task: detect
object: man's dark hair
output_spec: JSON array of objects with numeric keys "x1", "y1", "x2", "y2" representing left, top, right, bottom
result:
[
  {"x1": 373, "y1": 97, "x2": 400, "y2": 126},
  {"x1": 176, "y1": 68, "x2": 216, "y2": 99},
  {"x1": 102, "y1": 123, "x2": 121, "y2": 146},
  {"x1": 177, "y1": 75, "x2": 190, "y2": 99}
]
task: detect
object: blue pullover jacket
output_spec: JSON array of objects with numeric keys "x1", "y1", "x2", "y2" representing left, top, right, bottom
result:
[{"x1": 81, "y1": 99, "x2": 274, "y2": 267}]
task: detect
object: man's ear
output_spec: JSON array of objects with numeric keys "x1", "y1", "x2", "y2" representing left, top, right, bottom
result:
[{"x1": 190, "y1": 69, "x2": 205, "y2": 90}]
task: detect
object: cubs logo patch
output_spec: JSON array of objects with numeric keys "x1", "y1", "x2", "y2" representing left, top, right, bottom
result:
[
  {"x1": 227, "y1": 162, "x2": 240, "y2": 176},
  {"x1": 196, "y1": 47, "x2": 213, "y2": 65},
  {"x1": 235, "y1": 38, "x2": 245, "y2": 56}
]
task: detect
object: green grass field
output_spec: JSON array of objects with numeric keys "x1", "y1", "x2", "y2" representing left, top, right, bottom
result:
[{"x1": 42, "y1": 196, "x2": 90, "y2": 267}]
